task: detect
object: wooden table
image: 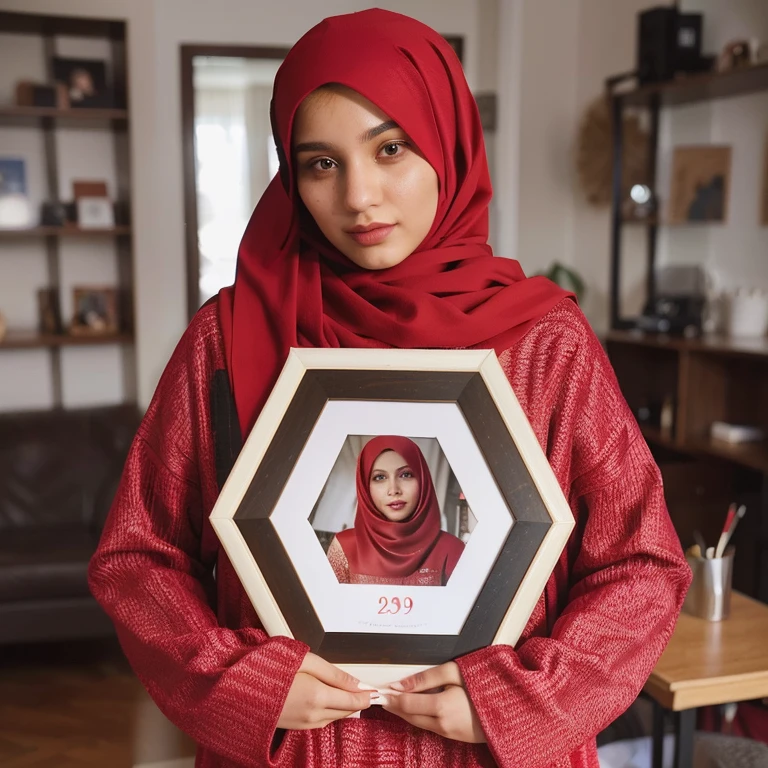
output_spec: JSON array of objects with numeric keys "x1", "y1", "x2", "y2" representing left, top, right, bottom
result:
[{"x1": 643, "y1": 591, "x2": 768, "y2": 768}]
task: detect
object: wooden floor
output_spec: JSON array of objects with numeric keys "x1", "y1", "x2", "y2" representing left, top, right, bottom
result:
[{"x1": 0, "y1": 638, "x2": 194, "y2": 768}]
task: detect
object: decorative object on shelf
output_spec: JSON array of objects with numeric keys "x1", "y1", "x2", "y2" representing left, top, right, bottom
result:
[
  {"x1": 73, "y1": 179, "x2": 108, "y2": 199},
  {"x1": 637, "y1": 7, "x2": 713, "y2": 84},
  {"x1": 76, "y1": 197, "x2": 115, "y2": 229},
  {"x1": 39, "y1": 201, "x2": 70, "y2": 227},
  {"x1": 576, "y1": 95, "x2": 649, "y2": 207},
  {"x1": 37, "y1": 288, "x2": 63, "y2": 335},
  {"x1": 669, "y1": 145, "x2": 731, "y2": 224},
  {"x1": 718, "y1": 39, "x2": 752, "y2": 73},
  {"x1": 726, "y1": 288, "x2": 768, "y2": 339},
  {"x1": 72, "y1": 179, "x2": 114, "y2": 229},
  {"x1": 637, "y1": 264, "x2": 706, "y2": 337},
  {"x1": 0, "y1": 310, "x2": 6, "y2": 343},
  {"x1": 69, "y1": 286, "x2": 119, "y2": 335},
  {"x1": 537, "y1": 261, "x2": 586, "y2": 303},
  {"x1": 623, "y1": 183, "x2": 658, "y2": 221},
  {"x1": 0, "y1": 157, "x2": 33, "y2": 229},
  {"x1": 15, "y1": 80, "x2": 68, "y2": 109},
  {"x1": 710, "y1": 421, "x2": 765, "y2": 445},
  {"x1": 52, "y1": 56, "x2": 113, "y2": 109}
]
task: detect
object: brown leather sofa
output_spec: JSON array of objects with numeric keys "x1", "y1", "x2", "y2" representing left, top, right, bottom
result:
[{"x1": 0, "y1": 404, "x2": 139, "y2": 644}]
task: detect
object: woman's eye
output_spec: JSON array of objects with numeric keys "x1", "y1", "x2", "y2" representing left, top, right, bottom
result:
[
  {"x1": 372, "y1": 473, "x2": 385, "y2": 482},
  {"x1": 400, "y1": 471, "x2": 414, "y2": 479},
  {"x1": 380, "y1": 142, "x2": 406, "y2": 158},
  {"x1": 311, "y1": 157, "x2": 335, "y2": 171}
]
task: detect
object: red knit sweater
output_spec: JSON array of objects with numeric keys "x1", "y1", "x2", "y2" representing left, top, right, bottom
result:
[{"x1": 88, "y1": 299, "x2": 691, "y2": 768}]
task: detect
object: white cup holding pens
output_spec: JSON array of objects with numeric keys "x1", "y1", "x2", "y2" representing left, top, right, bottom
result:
[{"x1": 683, "y1": 504, "x2": 746, "y2": 621}]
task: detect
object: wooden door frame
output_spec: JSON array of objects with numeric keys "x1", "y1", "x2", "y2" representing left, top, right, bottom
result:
[{"x1": 180, "y1": 44, "x2": 289, "y2": 321}]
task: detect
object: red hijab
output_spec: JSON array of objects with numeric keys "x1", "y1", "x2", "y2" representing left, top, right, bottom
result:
[
  {"x1": 349, "y1": 436, "x2": 442, "y2": 578},
  {"x1": 218, "y1": 9, "x2": 572, "y2": 437}
]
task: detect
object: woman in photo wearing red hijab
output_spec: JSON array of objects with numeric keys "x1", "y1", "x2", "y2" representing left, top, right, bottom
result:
[
  {"x1": 89, "y1": 9, "x2": 691, "y2": 768},
  {"x1": 327, "y1": 436, "x2": 464, "y2": 586}
]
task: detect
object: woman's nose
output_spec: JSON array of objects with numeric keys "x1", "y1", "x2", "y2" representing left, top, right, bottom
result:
[
  {"x1": 342, "y1": 163, "x2": 381, "y2": 212},
  {"x1": 387, "y1": 480, "x2": 401, "y2": 496}
]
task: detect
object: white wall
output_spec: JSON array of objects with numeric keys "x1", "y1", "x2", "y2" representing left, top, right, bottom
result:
[
  {"x1": 0, "y1": 0, "x2": 493, "y2": 411},
  {"x1": 657, "y1": 0, "x2": 768, "y2": 301}
]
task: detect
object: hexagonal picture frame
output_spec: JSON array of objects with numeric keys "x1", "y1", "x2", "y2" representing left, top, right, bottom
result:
[{"x1": 210, "y1": 348, "x2": 574, "y2": 687}]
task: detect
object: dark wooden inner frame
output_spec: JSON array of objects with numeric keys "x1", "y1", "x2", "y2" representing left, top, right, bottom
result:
[
  {"x1": 180, "y1": 44, "x2": 290, "y2": 321},
  {"x1": 234, "y1": 369, "x2": 553, "y2": 664}
]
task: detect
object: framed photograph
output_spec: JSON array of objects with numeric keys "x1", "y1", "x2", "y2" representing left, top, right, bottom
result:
[
  {"x1": 210, "y1": 349, "x2": 575, "y2": 687},
  {"x1": 76, "y1": 197, "x2": 115, "y2": 230},
  {"x1": 0, "y1": 157, "x2": 33, "y2": 229},
  {"x1": 442, "y1": 35, "x2": 464, "y2": 65},
  {"x1": 69, "y1": 286, "x2": 119, "y2": 335},
  {"x1": 52, "y1": 56, "x2": 113, "y2": 109},
  {"x1": 669, "y1": 145, "x2": 731, "y2": 224}
]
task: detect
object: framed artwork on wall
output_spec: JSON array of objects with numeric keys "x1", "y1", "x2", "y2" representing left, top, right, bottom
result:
[{"x1": 669, "y1": 145, "x2": 732, "y2": 224}]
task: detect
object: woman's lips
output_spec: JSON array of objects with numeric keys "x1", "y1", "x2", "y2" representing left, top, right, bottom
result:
[
  {"x1": 388, "y1": 501, "x2": 406, "y2": 510},
  {"x1": 347, "y1": 224, "x2": 395, "y2": 246}
]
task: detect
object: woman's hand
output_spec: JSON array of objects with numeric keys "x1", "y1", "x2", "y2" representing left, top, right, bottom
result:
[
  {"x1": 382, "y1": 661, "x2": 487, "y2": 744},
  {"x1": 278, "y1": 652, "x2": 375, "y2": 730}
]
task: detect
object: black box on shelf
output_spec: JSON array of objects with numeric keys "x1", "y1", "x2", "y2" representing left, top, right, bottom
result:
[{"x1": 637, "y1": 7, "x2": 710, "y2": 84}]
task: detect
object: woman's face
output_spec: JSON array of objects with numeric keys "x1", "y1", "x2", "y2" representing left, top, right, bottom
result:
[
  {"x1": 292, "y1": 86, "x2": 439, "y2": 271},
  {"x1": 368, "y1": 450, "x2": 420, "y2": 522}
]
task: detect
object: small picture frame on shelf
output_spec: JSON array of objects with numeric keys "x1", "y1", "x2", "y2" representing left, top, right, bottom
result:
[
  {"x1": 76, "y1": 197, "x2": 115, "y2": 230},
  {"x1": 69, "y1": 286, "x2": 119, "y2": 336},
  {"x1": 52, "y1": 56, "x2": 113, "y2": 109},
  {"x1": 37, "y1": 288, "x2": 63, "y2": 335},
  {"x1": 669, "y1": 145, "x2": 731, "y2": 224},
  {"x1": 0, "y1": 157, "x2": 33, "y2": 229}
]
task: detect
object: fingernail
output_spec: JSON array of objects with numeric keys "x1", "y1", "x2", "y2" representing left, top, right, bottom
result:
[
  {"x1": 371, "y1": 694, "x2": 389, "y2": 706},
  {"x1": 358, "y1": 682, "x2": 378, "y2": 691},
  {"x1": 390, "y1": 681, "x2": 405, "y2": 691}
]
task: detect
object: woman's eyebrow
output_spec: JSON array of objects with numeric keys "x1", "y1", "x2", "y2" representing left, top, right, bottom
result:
[
  {"x1": 360, "y1": 120, "x2": 399, "y2": 142},
  {"x1": 294, "y1": 121, "x2": 400, "y2": 154}
]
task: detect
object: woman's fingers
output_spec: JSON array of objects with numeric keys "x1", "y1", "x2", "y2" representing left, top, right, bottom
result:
[
  {"x1": 390, "y1": 661, "x2": 463, "y2": 693},
  {"x1": 299, "y1": 652, "x2": 366, "y2": 693},
  {"x1": 278, "y1": 672, "x2": 374, "y2": 730}
]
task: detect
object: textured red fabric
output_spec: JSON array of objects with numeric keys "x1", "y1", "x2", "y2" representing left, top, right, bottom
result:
[
  {"x1": 333, "y1": 530, "x2": 465, "y2": 585},
  {"x1": 218, "y1": 8, "x2": 571, "y2": 437},
  {"x1": 89, "y1": 299, "x2": 692, "y2": 768},
  {"x1": 343, "y1": 435, "x2": 447, "y2": 578}
]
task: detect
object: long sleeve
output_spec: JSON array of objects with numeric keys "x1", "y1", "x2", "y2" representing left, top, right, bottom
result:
[
  {"x1": 455, "y1": 301, "x2": 692, "y2": 768},
  {"x1": 88, "y1": 306, "x2": 308, "y2": 767}
]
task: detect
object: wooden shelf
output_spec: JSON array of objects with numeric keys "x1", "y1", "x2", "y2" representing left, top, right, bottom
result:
[
  {"x1": 606, "y1": 331, "x2": 768, "y2": 359},
  {"x1": 0, "y1": 226, "x2": 131, "y2": 238},
  {"x1": 0, "y1": 331, "x2": 133, "y2": 350},
  {"x1": 686, "y1": 438, "x2": 768, "y2": 476},
  {"x1": 620, "y1": 62, "x2": 768, "y2": 107},
  {"x1": 640, "y1": 424, "x2": 675, "y2": 446},
  {"x1": 0, "y1": 105, "x2": 128, "y2": 125}
]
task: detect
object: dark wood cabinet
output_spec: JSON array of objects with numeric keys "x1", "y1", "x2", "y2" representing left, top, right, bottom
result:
[{"x1": 606, "y1": 332, "x2": 768, "y2": 601}]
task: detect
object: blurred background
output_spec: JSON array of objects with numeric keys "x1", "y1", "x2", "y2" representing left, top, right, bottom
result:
[{"x1": 1, "y1": 0, "x2": 767, "y2": 766}]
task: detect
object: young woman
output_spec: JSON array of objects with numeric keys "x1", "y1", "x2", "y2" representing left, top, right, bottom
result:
[
  {"x1": 88, "y1": 9, "x2": 691, "y2": 767},
  {"x1": 326, "y1": 436, "x2": 464, "y2": 586}
]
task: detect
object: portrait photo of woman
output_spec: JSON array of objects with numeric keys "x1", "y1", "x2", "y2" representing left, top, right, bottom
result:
[{"x1": 314, "y1": 435, "x2": 468, "y2": 586}]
